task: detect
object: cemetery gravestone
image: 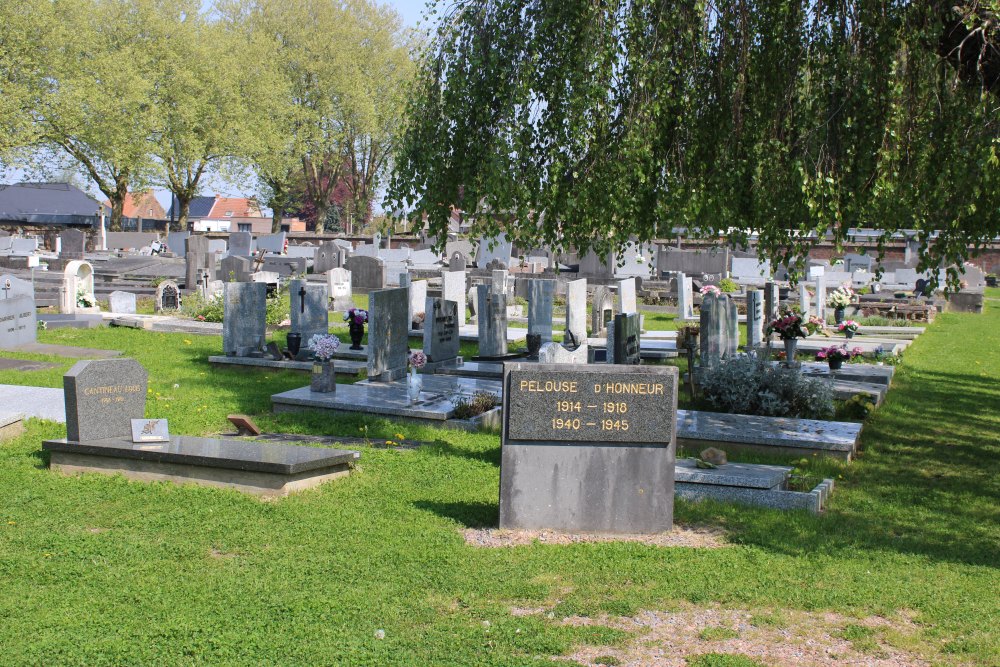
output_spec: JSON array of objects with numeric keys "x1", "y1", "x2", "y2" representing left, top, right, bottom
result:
[
  {"x1": 222, "y1": 282, "x2": 268, "y2": 357},
  {"x1": 492, "y1": 269, "x2": 512, "y2": 297},
  {"x1": 314, "y1": 241, "x2": 342, "y2": 274},
  {"x1": 229, "y1": 232, "x2": 253, "y2": 257},
  {"x1": 289, "y1": 279, "x2": 329, "y2": 359},
  {"x1": 60, "y1": 229, "x2": 86, "y2": 260},
  {"x1": 500, "y1": 363, "x2": 679, "y2": 533},
  {"x1": 727, "y1": 299, "x2": 740, "y2": 357},
  {"x1": 0, "y1": 274, "x2": 33, "y2": 300},
  {"x1": 610, "y1": 313, "x2": 641, "y2": 365},
  {"x1": 814, "y1": 275, "x2": 827, "y2": 321},
  {"x1": 422, "y1": 297, "x2": 461, "y2": 369},
  {"x1": 442, "y1": 270, "x2": 466, "y2": 324},
  {"x1": 617, "y1": 277, "x2": 638, "y2": 314},
  {"x1": 477, "y1": 285, "x2": 508, "y2": 357},
  {"x1": 449, "y1": 252, "x2": 467, "y2": 272},
  {"x1": 155, "y1": 280, "x2": 180, "y2": 312},
  {"x1": 256, "y1": 232, "x2": 286, "y2": 254},
  {"x1": 63, "y1": 359, "x2": 147, "y2": 442},
  {"x1": 0, "y1": 294, "x2": 37, "y2": 348},
  {"x1": 677, "y1": 273, "x2": 694, "y2": 319},
  {"x1": 763, "y1": 282, "x2": 780, "y2": 328},
  {"x1": 565, "y1": 278, "x2": 588, "y2": 347},
  {"x1": 166, "y1": 231, "x2": 190, "y2": 257},
  {"x1": 327, "y1": 268, "x2": 354, "y2": 311},
  {"x1": 60, "y1": 260, "x2": 96, "y2": 314},
  {"x1": 700, "y1": 293, "x2": 728, "y2": 367},
  {"x1": 108, "y1": 291, "x2": 137, "y2": 315},
  {"x1": 408, "y1": 279, "x2": 428, "y2": 328},
  {"x1": 476, "y1": 233, "x2": 512, "y2": 269},
  {"x1": 527, "y1": 279, "x2": 556, "y2": 344},
  {"x1": 798, "y1": 283, "x2": 811, "y2": 319},
  {"x1": 344, "y1": 255, "x2": 387, "y2": 290},
  {"x1": 591, "y1": 286, "x2": 615, "y2": 337},
  {"x1": 367, "y1": 287, "x2": 410, "y2": 382},
  {"x1": 220, "y1": 255, "x2": 253, "y2": 283},
  {"x1": 746, "y1": 290, "x2": 764, "y2": 350},
  {"x1": 731, "y1": 258, "x2": 771, "y2": 282},
  {"x1": 185, "y1": 236, "x2": 216, "y2": 290}
]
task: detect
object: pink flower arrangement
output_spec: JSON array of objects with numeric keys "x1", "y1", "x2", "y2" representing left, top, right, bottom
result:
[
  {"x1": 806, "y1": 315, "x2": 826, "y2": 335},
  {"x1": 344, "y1": 308, "x2": 369, "y2": 325},
  {"x1": 766, "y1": 312, "x2": 808, "y2": 340},
  {"x1": 837, "y1": 320, "x2": 859, "y2": 334},
  {"x1": 700, "y1": 285, "x2": 722, "y2": 297},
  {"x1": 408, "y1": 349, "x2": 427, "y2": 369},
  {"x1": 815, "y1": 344, "x2": 862, "y2": 362},
  {"x1": 307, "y1": 334, "x2": 341, "y2": 361}
]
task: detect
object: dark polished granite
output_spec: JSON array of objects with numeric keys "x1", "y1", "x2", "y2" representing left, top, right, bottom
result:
[{"x1": 43, "y1": 435, "x2": 359, "y2": 474}]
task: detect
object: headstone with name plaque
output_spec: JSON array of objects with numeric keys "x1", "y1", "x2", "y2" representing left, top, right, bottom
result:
[
  {"x1": 63, "y1": 358, "x2": 148, "y2": 442},
  {"x1": 500, "y1": 363, "x2": 678, "y2": 533},
  {"x1": 422, "y1": 297, "x2": 461, "y2": 370}
]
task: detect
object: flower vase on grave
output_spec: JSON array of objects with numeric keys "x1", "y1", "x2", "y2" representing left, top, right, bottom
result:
[
  {"x1": 286, "y1": 333, "x2": 302, "y2": 357},
  {"x1": 828, "y1": 357, "x2": 844, "y2": 371},
  {"x1": 845, "y1": 330, "x2": 855, "y2": 340},
  {"x1": 783, "y1": 338, "x2": 798, "y2": 365},
  {"x1": 526, "y1": 333, "x2": 542, "y2": 359},
  {"x1": 407, "y1": 367, "x2": 422, "y2": 404},
  {"x1": 310, "y1": 360, "x2": 337, "y2": 393},
  {"x1": 834, "y1": 306, "x2": 845, "y2": 324},
  {"x1": 349, "y1": 322, "x2": 365, "y2": 350}
]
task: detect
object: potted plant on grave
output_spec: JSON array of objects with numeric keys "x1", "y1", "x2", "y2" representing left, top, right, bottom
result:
[
  {"x1": 407, "y1": 349, "x2": 427, "y2": 403},
  {"x1": 827, "y1": 284, "x2": 855, "y2": 324},
  {"x1": 344, "y1": 308, "x2": 369, "y2": 350},
  {"x1": 805, "y1": 315, "x2": 827, "y2": 336},
  {"x1": 307, "y1": 334, "x2": 341, "y2": 392},
  {"x1": 76, "y1": 287, "x2": 95, "y2": 309},
  {"x1": 837, "y1": 319, "x2": 860, "y2": 339},
  {"x1": 766, "y1": 311, "x2": 809, "y2": 365},
  {"x1": 816, "y1": 344, "x2": 862, "y2": 370}
]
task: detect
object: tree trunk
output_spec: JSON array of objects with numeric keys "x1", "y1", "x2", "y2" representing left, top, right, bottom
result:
[
  {"x1": 175, "y1": 195, "x2": 192, "y2": 231},
  {"x1": 109, "y1": 197, "x2": 125, "y2": 233},
  {"x1": 314, "y1": 199, "x2": 330, "y2": 234}
]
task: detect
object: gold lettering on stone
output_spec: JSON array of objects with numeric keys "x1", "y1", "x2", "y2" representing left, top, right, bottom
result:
[{"x1": 83, "y1": 385, "x2": 144, "y2": 396}]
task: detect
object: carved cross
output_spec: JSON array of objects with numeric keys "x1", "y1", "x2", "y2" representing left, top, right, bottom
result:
[{"x1": 299, "y1": 285, "x2": 307, "y2": 313}]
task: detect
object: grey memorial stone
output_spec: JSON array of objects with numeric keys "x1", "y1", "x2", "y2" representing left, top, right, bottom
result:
[
  {"x1": 527, "y1": 279, "x2": 556, "y2": 344},
  {"x1": 60, "y1": 228, "x2": 86, "y2": 260},
  {"x1": 367, "y1": 287, "x2": 410, "y2": 382},
  {"x1": 617, "y1": 277, "x2": 638, "y2": 314},
  {"x1": 449, "y1": 251, "x2": 467, "y2": 272},
  {"x1": 422, "y1": 297, "x2": 461, "y2": 368},
  {"x1": 814, "y1": 275, "x2": 827, "y2": 322},
  {"x1": 746, "y1": 289, "x2": 764, "y2": 350},
  {"x1": 222, "y1": 282, "x2": 267, "y2": 357},
  {"x1": 476, "y1": 233, "x2": 512, "y2": 268},
  {"x1": 763, "y1": 282, "x2": 780, "y2": 332},
  {"x1": 442, "y1": 270, "x2": 466, "y2": 324},
  {"x1": 491, "y1": 269, "x2": 512, "y2": 297},
  {"x1": 260, "y1": 256, "x2": 306, "y2": 277},
  {"x1": 0, "y1": 274, "x2": 34, "y2": 300},
  {"x1": 220, "y1": 255, "x2": 254, "y2": 283},
  {"x1": 477, "y1": 285, "x2": 508, "y2": 357},
  {"x1": 185, "y1": 235, "x2": 216, "y2": 290},
  {"x1": 500, "y1": 363, "x2": 679, "y2": 533},
  {"x1": 798, "y1": 283, "x2": 811, "y2": 319},
  {"x1": 166, "y1": 231, "x2": 190, "y2": 257},
  {"x1": 677, "y1": 273, "x2": 694, "y2": 319},
  {"x1": 229, "y1": 232, "x2": 253, "y2": 257},
  {"x1": 610, "y1": 313, "x2": 641, "y2": 365},
  {"x1": 108, "y1": 291, "x2": 137, "y2": 315},
  {"x1": 700, "y1": 293, "x2": 727, "y2": 367},
  {"x1": 290, "y1": 279, "x2": 329, "y2": 359},
  {"x1": 0, "y1": 295, "x2": 37, "y2": 348},
  {"x1": 314, "y1": 241, "x2": 342, "y2": 274},
  {"x1": 256, "y1": 232, "x2": 286, "y2": 254},
  {"x1": 344, "y1": 255, "x2": 387, "y2": 290},
  {"x1": 728, "y1": 298, "x2": 739, "y2": 357},
  {"x1": 155, "y1": 280, "x2": 181, "y2": 312},
  {"x1": 327, "y1": 268, "x2": 353, "y2": 311},
  {"x1": 591, "y1": 286, "x2": 615, "y2": 337},
  {"x1": 64, "y1": 358, "x2": 147, "y2": 442},
  {"x1": 565, "y1": 278, "x2": 588, "y2": 347}
]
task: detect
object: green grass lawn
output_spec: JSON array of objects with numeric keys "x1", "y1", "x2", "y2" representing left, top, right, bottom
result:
[{"x1": 0, "y1": 293, "x2": 997, "y2": 664}]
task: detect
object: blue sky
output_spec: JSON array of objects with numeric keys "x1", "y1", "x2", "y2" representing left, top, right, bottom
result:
[{"x1": 387, "y1": 0, "x2": 427, "y2": 27}]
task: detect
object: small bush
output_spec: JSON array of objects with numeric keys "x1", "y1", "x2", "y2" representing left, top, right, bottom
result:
[
  {"x1": 181, "y1": 290, "x2": 290, "y2": 326},
  {"x1": 718, "y1": 278, "x2": 738, "y2": 293},
  {"x1": 699, "y1": 356, "x2": 834, "y2": 419},
  {"x1": 452, "y1": 391, "x2": 501, "y2": 419}
]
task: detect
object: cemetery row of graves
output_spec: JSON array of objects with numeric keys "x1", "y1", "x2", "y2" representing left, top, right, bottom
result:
[{"x1": 0, "y1": 228, "x2": 997, "y2": 665}]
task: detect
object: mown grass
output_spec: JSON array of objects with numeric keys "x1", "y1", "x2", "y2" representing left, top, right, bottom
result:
[{"x1": 0, "y1": 292, "x2": 997, "y2": 665}]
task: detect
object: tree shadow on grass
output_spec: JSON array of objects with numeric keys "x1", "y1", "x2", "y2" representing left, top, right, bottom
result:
[
  {"x1": 413, "y1": 500, "x2": 499, "y2": 529},
  {"x1": 423, "y1": 439, "x2": 500, "y2": 467}
]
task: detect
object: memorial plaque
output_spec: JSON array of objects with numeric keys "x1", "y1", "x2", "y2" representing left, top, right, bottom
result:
[
  {"x1": 64, "y1": 359, "x2": 148, "y2": 442},
  {"x1": 423, "y1": 297, "x2": 460, "y2": 364},
  {"x1": 500, "y1": 363, "x2": 678, "y2": 533},
  {"x1": 506, "y1": 367, "x2": 674, "y2": 443},
  {"x1": 0, "y1": 295, "x2": 37, "y2": 348},
  {"x1": 130, "y1": 418, "x2": 170, "y2": 443}
]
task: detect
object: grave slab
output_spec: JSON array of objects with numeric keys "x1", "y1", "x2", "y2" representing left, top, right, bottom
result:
[
  {"x1": 208, "y1": 355, "x2": 366, "y2": 375},
  {"x1": 43, "y1": 436, "x2": 359, "y2": 498},
  {"x1": 0, "y1": 384, "x2": 66, "y2": 422},
  {"x1": 0, "y1": 412, "x2": 24, "y2": 441}
]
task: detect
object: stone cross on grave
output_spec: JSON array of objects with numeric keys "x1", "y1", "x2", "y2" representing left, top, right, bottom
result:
[{"x1": 299, "y1": 284, "x2": 307, "y2": 313}]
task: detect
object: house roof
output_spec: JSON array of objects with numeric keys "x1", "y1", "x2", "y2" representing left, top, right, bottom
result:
[
  {"x1": 0, "y1": 182, "x2": 102, "y2": 225},
  {"x1": 168, "y1": 195, "x2": 262, "y2": 219},
  {"x1": 102, "y1": 191, "x2": 166, "y2": 219}
]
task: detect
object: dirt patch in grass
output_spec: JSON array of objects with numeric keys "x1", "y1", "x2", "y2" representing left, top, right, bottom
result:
[
  {"x1": 462, "y1": 525, "x2": 728, "y2": 549},
  {"x1": 546, "y1": 603, "x2": 936, "y2": 666}
]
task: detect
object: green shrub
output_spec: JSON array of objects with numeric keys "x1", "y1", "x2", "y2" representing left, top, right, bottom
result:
[
  {"x1": 180, "y1": 290, "x2": 290, "y2": 326},
  {"x1": 699, "y1": 356, "x2": 833, "y2": 419},
  {"x1": 452, "y1": 391, "x2": 501, "y2": 419},
  {"x1": 718, "y1": 278, "x2": 738, "y2": 293}
]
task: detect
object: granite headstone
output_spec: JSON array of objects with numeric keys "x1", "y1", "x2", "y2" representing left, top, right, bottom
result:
[
  {"x1": 422, "y1": 297, "x2": 461, "y2": 368},
  {"x1": 442, "y1": 270, "x2": 466, "y2": 324},
  {"x1": 108, "y1": 291, "x2": 137, "y2": 315},
  {"x1": 527, "y1": 279, "x2": 556, "y2": 344},
  {"x1": 565, "y1": 278, "x2": 588, "y2": 347},
  {"x1": 477, "y1": 285, "x2": 508, "y2": 357},
  {"x1": 222, "y1": 282, "x2": 267, "y2": 357},
  {"x1": 367, "y1": 287, "x2": 410, "y2": 382},
  {"x1": 290, "y1": 279, "x2": 329, "y2": 359},
  {"x1": 64, "y1": 358, "x2": 147, "y2": 442}
]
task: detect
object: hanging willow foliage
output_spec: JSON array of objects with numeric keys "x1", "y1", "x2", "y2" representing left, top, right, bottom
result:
[{"x1": 387, "y1": 1, "x2": 1000, "y2": 280}]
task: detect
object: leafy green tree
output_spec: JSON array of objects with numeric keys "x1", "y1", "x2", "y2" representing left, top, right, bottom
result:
[{"x1": 388, "y1": 1, "x2": 1000, "y2": 281}]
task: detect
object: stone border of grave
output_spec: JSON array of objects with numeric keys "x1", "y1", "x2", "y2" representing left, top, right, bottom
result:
[
  {"x1": 0, "y1": 412, "x2": 25, "y2": 442},
  {"x1": 674, "y1": 459, "x2": 835, "y2": 514}
]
